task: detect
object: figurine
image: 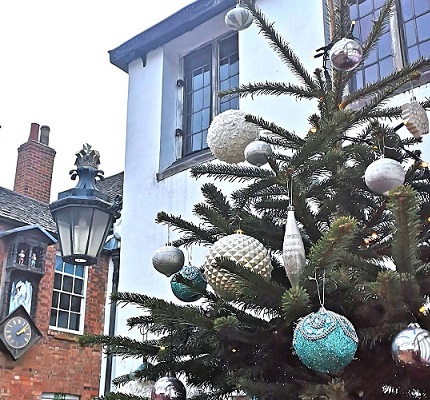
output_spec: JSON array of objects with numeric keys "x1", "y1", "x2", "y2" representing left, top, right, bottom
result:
[
  {"x1": 18, "y1": 250, "x2": 25, "y2": 264},
  {"x1": 30, "y1": 253, "x2": 37, "y2": 267}
]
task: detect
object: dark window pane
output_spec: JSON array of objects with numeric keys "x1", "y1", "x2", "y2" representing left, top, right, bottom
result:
[
  {"x1": 219, "y1": 59, "x2": 230, "y2": 81},
  {"x1": 192, "y1": 133, "x2": 202, "y2": 152},
  {"x1": 364, "y1": 63, "x2": 379, "y2": 83},
  {"x1": 59, "y1": 293, "x2": 70, "y2": 310},
  {"x1": 192, "y1": 69, "x2": 203, "y2": 90},
  {"x1": 400, "y1": 0, "x2": 413, "y2": 20},
  {"x1": 419, "y1": 40, "x2": 430, "y2": 58},
  {"x1": 408, "y1": 45, "x2": 420, "y2": 62},
  {"x1": 193, "y1": 89, "x2": 203, "y2": 111},
  {"x1": 51, "y1": 291, "x2": 59, "y2": 308},
  {"x1": 74, "y1": 278, "x2": 83, "y2": 295},
  {"x1": 203, "y1": 66, "x2": 211, "y2": 86},
  {"x1": 378, "y1": 32, "x2": 392, "y2": 58},
  {"x1": 203, "y1": 86, "x2": 211, "y2": 108},
  {"x1": 379, "y1": 56, "x2": 393, "y2": 78},
  {"x1": 202, "y1": 109, "x2": 210, "y2": 129},
  {"x1": 192, "y1": 113, "x2": 201, "y2": 133},
  {"x1": 50, "y1": 309, "x2": 57, "y2": 326},
  {"x1": 63, "y1": 276, "x2": 73, "y2": 293},
  {"x1": 358, "y1": 0, "x2": 372, "y2": 16},
  {"x1": 71, "y1": 296, "x2": 81, "y2": 313},
  {"x1": 69, "y1": 313, "x2": 80, "y2": 331},
  {"x1": 415, "y1": 1, "x2": 430, "y2": 15},
  {"x1": 360, "y1": 13, "x2": 373, "y2": 39},
  {"x1": 54, "y1": 273, "x2": 62, "y2": 290},
  {"x1": 417, "y1": 13, "x2": 430, "y2": 42},
  {"x1": 374, "y1": 0, "x2": 386, "y2": 8},
  {"x1": 58, "y1": 311, "x2": 68, "y2": 329}
]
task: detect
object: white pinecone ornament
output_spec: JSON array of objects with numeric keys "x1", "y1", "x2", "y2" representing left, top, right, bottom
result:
[{"x1": 203, "y1": 231, "x2": 272, "y2": 298}]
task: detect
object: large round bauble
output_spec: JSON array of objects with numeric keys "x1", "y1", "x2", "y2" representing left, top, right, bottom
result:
[
  {"x1": 207, "y1": 110, "x2": 259, "y2": 164},
  {"x1": 329, "y1": 38, "x2": 363, "y2": 71},
  {"x1": 402, "y1": 99, "x2": 429, "y2": 139},
  {"x1": 225, "y1": 4, "x2": 253, "y2": 31},
  {"x1": 364, "y1": 158, "x2": 405, "y2": 196},
  {"x1": 293, "y1": 307, "x2": 358, "y2": 373},
  {"x1": 151, "y1": 375, "x2": 186, "y2": 400},
  {"x1": 203, "y1": 233, "x2": 272, "y2": 298},
  {"x1": 152, "y1": 246, "x2": 185, "y2": 277},
  {"x1": 244, "y1": 140, "x2": 273, "y2": 166},
  {"x1": 171, "y1": 265, "x2": 207, "y2": 302},
  {"x1": 391, "y1": 323, "x2": 430, "y2": 366}
]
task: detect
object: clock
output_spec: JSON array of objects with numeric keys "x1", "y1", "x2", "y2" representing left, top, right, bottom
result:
[{"x1": 0, "y1": 305, "x2": 42, "y2": 360}]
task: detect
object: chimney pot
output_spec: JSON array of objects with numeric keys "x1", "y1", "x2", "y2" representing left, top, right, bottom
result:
[
  {"x1": 29, "y1": 123, "x2": 40, "y2": 141},
  {"x1": 40, "y1": 125, "x2": 50, "y2": 145}
]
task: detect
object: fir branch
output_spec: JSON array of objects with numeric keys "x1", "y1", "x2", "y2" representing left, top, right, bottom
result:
[
  {"x1": 190, "y1": 162, "x2": 275, "y2": 182},
  {"x1": 220, "y1": 81, "x2": 318, "y2": 101},
  {"x1": 242, "y1": 0, "x2": 317, "y2": 91}
]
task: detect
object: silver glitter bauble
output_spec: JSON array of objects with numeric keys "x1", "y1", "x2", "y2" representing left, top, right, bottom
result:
[
  {"x1": 329, "y1": 38, "x2": 363, "y2": 71},
  {"x1": 282, "y1": 206, "x2": 306, "y2": 287},
  {"x1": 244, "y1": 140, "x2": 273, "y2": 166},
  {"x1": 207, "y1": 109, "x2": 259, "y2": 164},
  {"x1": 402, "y1": 98, "x2": 429, "y2": 139},
  {"x1": 152, "y1": 246, "x2": 185, "y2": 277},
  {"x1": 225, "y1": 4, "x2": 253, "y2": 31},
  {"x1": 392, "y1": 323, "x2": 430, "y2": 366},
  {"x1": 203, "y1": 232, "x2": 272, "y2": 298},
  {"x1": 151, "y1": 375, "x2": 186, "y2": 400},
  {"x1": 364, "y1": 158, "x2": 405, "y2": 196}
]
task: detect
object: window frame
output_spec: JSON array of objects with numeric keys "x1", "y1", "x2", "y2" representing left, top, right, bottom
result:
[
  {"x1": 49, "y1": 255, "x2": 88, "y2": 335},
  {"x1": 178, "y1": 31, "x2": 239, "y2": 158},
  {"x1": 346, "y1": 0, "x2": 430, "y2": 90}
]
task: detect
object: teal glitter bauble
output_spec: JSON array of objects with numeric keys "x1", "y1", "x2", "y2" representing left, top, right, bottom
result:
[
  {"x1": 293, "y1": 307, "x2": 358, "y2": 373},
  {"x1": 170, "y1": 265, "x2": 207, "y2": 302}
]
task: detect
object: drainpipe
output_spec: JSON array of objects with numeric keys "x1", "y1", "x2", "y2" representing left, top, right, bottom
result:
[{"x1": 104, "y1": 246, "x2": 120, "y2": 395}]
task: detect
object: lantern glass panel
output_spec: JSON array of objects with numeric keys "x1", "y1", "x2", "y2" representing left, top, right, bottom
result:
[{"x1": 87, "y1": 208, "x2": 112, "y2": 258}]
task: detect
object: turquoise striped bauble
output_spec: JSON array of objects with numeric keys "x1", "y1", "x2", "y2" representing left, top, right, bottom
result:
[
  {"x1": 225, "y1": 5, "x2": 253, "y2": 31},
  {"x1": 170, "y1": 265, "x2": 207, "y2": 302}
]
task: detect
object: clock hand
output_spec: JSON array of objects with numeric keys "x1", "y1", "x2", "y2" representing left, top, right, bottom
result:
[{"x1": 16, "y1": 324, "x2": 29, "y2": 336}]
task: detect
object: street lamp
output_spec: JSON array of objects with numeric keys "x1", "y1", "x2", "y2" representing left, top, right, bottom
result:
[{"x1": 49, "y1": 144, "x2": 120, "y2": 266}]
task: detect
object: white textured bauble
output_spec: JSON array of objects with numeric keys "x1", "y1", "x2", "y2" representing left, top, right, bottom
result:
[
  {"x1": 364, "y1": 158, "x2": 405, "y2": 196},
  {"x1": 392, "y1": 323, "x2": 430, "y2": 366},
  {"x1": 152, "y1": 245, "x2": 185, "y2": 277},
  {"x1": 207, "y1": 109, "x2": 259, "y2": 164},
  {"x1": 151, "y1": 375, "x2": 186, "y2": 400},
  {"x1": 203, "y1": 232, "x2": 272, "y2": 298},
  {"x1": 225, "y1": 4, "x2": 253, "y2": 31},
  {"x1": 402, "y1": 99, "x2": 429, "y2": 139},
  {"x1": 329, "y1": 38, "x2": 363, "y2": 71},
  {"x1": 244, "y1": 140, "x2": 273, "y2": 166}
]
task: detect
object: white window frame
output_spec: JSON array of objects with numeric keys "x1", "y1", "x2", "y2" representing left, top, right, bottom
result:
[
  {"x1": 49, "y1": 255, "x2": 88, "y2": 335},
  {"x1": 41, "y1": 394, "x2": 80, "y2": 400}
]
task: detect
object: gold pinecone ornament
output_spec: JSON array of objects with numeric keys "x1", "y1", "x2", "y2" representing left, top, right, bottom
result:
[{"x1": 203, "y1": 231, "x2": 272, "y2": 298}]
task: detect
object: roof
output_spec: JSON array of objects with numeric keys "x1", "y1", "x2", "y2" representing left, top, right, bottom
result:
[
  {"x1": 0, "y1": 172, "x2": 124, "y2": 236},
  {"x1": 0, "y1": 224, "x2": 56, "y2": 245},
  {"x1": 0, "y1": 187, "x2": 57, "y2": 234},
  {"x1": 109, "y1": 0, "x2": 236, "y2": 72}
]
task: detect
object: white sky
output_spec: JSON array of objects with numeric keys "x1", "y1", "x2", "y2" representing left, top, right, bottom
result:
[{"x1": 0, "y1": 0, "x2": 194, "y2": 200}]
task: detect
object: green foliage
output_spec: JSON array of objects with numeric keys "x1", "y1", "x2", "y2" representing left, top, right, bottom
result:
[{"x1": 90, "y1": 0, "x2": 430, "y2": 398}]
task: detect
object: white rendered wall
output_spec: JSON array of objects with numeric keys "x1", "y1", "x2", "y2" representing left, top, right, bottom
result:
[{"x1": 113, "y1": 0, "x2": 430, "y2": 383}]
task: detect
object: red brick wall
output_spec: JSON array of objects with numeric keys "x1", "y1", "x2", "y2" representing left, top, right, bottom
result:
[
  {"x1": 13, "y1": 140, "x2": 56, "y2": 204},
  {"x1": 0, "y1": 236, "x2": 110, "y2": 399}
]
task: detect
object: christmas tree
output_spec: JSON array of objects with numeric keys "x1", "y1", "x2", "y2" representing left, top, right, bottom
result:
[{"x1": 80, "y1": 0, "x2": 430, "y2": 398}]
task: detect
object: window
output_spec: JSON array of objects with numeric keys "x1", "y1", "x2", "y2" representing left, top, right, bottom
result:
[
  {"x1": 348, "y1": 0, "x2": 430, "y2": 90},
  {"x1": 50, "y1": 256, "x2": 87, "y2": 333},
  {"x1": 41, "y1": 394, "x2": 80, "y2": 400},
  {"x1": 181, "y1": 33, "x2": 239, "y2": 157}
]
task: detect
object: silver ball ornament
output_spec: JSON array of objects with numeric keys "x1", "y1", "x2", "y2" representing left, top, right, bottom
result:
[
  {"x1": 364, "y1": 158, "x2": 405, "y2": 196},
  {"x1": 244, "y1": 140, "x2": 273, "y2": 166},
  {"x1": 392, "y1": 323, "x2": 430, "y2": 366},
  {"x1": 225, "y1": 4, "x2": 253, "y2": 31},
  {"x1": 152, "y1": 246, "x2": 185, "y2": 277},
  {"x1": 151, "y1": 375, "x2": 186, "y2": 400},
  {"x1": 329, "y1": 38, "x2": 363, "y2": 71}
]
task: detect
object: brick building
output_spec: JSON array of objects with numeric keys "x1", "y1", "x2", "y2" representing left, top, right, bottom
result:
[{"x1": 0, "y1": 123, "x2": 122, "y2": 400}]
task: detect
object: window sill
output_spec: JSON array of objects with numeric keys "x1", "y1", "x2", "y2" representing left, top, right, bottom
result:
[
  {"x1": 47, "y1": 328, "x2": 80, "y2": 340},
  {"x1": 156, "y1": 149, "x2": 215, "y2": 181}
]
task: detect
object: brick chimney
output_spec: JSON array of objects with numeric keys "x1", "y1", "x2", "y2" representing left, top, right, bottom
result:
[{"x1": 13, "y1": 123, "x2": 56, "y2": 204}]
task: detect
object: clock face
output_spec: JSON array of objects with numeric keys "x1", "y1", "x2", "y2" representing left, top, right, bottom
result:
[{"x1": 3, "y1": 316, "x2": 32, "y2": 349}]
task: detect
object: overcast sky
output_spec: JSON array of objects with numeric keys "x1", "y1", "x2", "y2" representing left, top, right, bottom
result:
[{"x1": 0, "y1": 0, "x2": 194, "y2": 200}]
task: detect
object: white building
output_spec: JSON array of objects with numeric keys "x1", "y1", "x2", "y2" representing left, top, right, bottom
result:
[{"x1": 105, "y1": 0, "x2": 430, "y2": 391}]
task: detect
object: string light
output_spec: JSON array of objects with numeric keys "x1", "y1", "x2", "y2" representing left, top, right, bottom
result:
[
  {"x1": 371, "y1": 232, "x2": 378, "y2": 240},
  {"x1": 310, "y1": 127, "x2": 317, "y2": 134}
]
